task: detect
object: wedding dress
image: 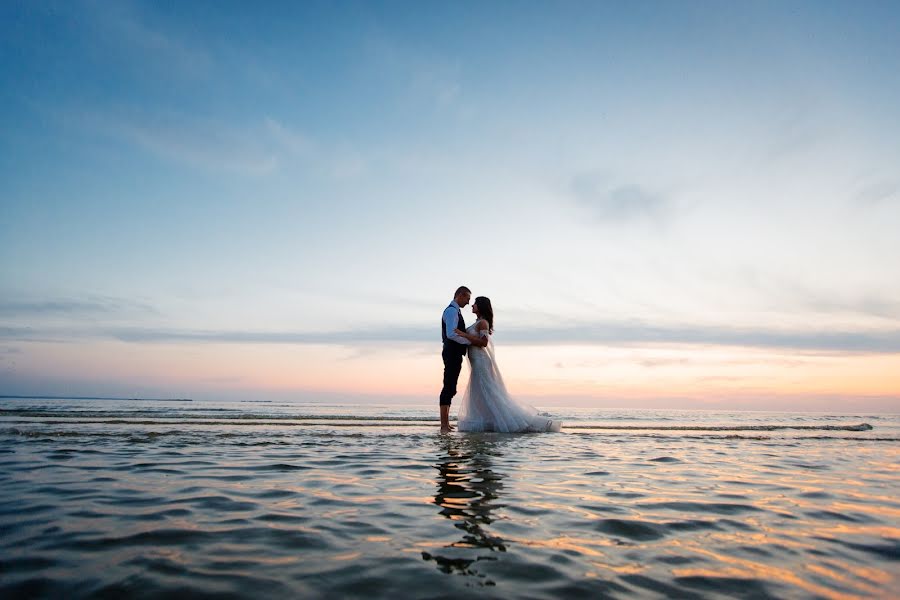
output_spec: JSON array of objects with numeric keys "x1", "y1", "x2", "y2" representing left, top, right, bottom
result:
[{"x1": 457, "y1": 320, "x2": 562, "y2": 433}]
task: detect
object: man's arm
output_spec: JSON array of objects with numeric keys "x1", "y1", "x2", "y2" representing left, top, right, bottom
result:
[
  {"x1": 443, "y1": 307, "x2": 471, "y2": 345},
  {"x1": 456, "y1": 319, "x2": 489, "y2": 347}
]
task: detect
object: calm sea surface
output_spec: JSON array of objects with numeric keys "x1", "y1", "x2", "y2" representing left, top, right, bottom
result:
[{"x1": 2, "y1": 398, "x2": 898, "y2": 599}]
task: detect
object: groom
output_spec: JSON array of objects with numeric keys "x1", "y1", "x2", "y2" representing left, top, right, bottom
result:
[{"x1": 440, "y1": 286, "x2": 472, "y2": 431}]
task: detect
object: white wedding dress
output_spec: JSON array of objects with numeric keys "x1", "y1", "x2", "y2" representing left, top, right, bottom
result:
[{"x1": 457, "y1": 320, "x2": 562, "y2": 433}]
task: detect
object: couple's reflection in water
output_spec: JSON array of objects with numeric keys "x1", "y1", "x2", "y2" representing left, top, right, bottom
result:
[{"x1": 423, "y1": 434, "x2": 510, "y2": 584}]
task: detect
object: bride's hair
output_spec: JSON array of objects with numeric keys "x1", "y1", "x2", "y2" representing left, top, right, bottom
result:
[{"x1": 474, "y1": 296, "x2": 494, "y2": 334}]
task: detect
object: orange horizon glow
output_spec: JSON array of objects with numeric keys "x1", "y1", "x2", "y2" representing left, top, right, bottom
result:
[{"x1": 6, "y1": 338, "x2": 899, "y2": 411}]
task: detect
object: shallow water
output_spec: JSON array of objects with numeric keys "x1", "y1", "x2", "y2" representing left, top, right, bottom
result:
[{"x1": 1, "y1": 398, "x2": 898, "y2": 598}]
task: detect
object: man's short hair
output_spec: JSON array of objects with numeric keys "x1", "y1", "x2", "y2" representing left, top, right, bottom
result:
[{"x1": 455, "y1": 286, "x2": 471, "y2": 297}]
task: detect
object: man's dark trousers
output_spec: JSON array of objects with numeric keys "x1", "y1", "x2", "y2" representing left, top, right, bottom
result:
[{"x1": 440, "y1": 345, "x2": 464, "y2": 406}]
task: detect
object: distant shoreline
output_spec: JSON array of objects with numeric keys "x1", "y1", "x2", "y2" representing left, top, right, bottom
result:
[{"x1": 0, "y1": 395, "x2": 192, "y2": 402}]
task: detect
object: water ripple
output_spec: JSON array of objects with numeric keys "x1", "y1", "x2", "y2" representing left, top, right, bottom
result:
[{"x1": 1, "y1": 400, "x2": 898, "y2": 598}]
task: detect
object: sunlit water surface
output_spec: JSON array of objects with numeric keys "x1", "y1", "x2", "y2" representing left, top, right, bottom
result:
[{"x1": 1, "y1": 398, "x2": 898, "y2": 598}]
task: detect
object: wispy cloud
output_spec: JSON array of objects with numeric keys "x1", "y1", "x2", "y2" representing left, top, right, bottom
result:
[
  {"x1": 362, "y1": 26, "x2": 464, "y2": 108},
  {"x1": 102, "y1": 327, "x2": 427, "y2": 345},
  {"x1": 264, "y1": 117, "x2": 316, "y2": 157},
  {"x1": 4, "y1": 321, "x2": 899, "y2": 354},
  {"x1": 0, "y1": 327, "x2": 49, "y2": 342},
  {"x1": 757, "y1": 103, "x2": 824, "y2": 166},
  {"x1": 854, "y1": 180, "x2": 898, "y2": 206},
  {"x1": 409, "y1": 62, "x2": 463, "y2": 110},
  {"x1": 86, "y1": 0, "x2": 213, "y2": 78},
  {"x1": 0, "y1": 296, "x2": 158, "y2": 318},
  {"x1": 570, "y1": 172, "x2": 669, "y2": 224},
  {"x1": 799, "y1": 293, "x2": 900, "y2": 322},
  {"x1": 75, "y1": 110, "x2": 280, "y2": 176},
  {"x1": 499, "y1": 322, "x2": 900, "y2": 354},
  {"x1": 735, "y1": 268, "x2": 900, "y2": 321},
  {"x1": 56, "y1": 107, "x2": 377, "y2": 178}
]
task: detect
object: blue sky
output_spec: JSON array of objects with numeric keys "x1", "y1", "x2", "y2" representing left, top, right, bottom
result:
[{"x1": 1, "y1": 1, "x2": 899, "y2": 409}]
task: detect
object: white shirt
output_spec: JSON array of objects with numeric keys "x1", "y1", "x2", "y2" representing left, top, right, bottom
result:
[{"x1": 442, "y1": 301, "x2": 471, "y2": 345}]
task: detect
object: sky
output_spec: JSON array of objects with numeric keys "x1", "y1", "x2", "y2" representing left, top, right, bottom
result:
[{"x1": 1, "y1": 1, "x2": 899, "y2": 411}]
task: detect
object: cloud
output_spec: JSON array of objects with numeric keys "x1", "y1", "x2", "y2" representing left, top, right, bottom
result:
[
  {"x1": 734, "y1": 268, "x2": 900, "y2": 321},
  {"x1": 800, "y1": 293, "x2": 900, "y2": 322},
  {"x1": 0, "y1": 327, "x2": 74, "y2": 344},
  {"x1": 855, "y1": 180, "x2": 898, "y2": 206},
  {"x1": 0, "y1": 296, "x2": 158, "y2": 318},
  {"x1": 361, "y1": 25, "x2": 465, "y2": 113},
  {"x1": 264, "y1": 117, "x2": 316, "y2": 157},
  {"x1": 103, "y1": 326, "x2": 427, "y2": 345},
  {"x1": 409, "y1": 63, "x2": 462, "y2": 110},
  {"x1": 570, "y1": 173, "x2": 669, "y2": 223},
  {"x1": 87, "y1": 0, "x2": 213, "y2": 78},
  {"x1": 638, "y1": 357, "x2": 692, "y2": 368},
  {"x1": 0, "y1": 327, "x2": 38, "y2": 340},
  {"x1": 265, "y1": 117, "x2": 371, "y2": 179},
  {"x1": 58, "y1": 106, "x2": 375, "y2": 178},
  {"x1": 81, "y1": 111, "x2": 280, "y2": 176},
  {"x1": 500, "y1": 322, "x2": 900, "y2": 353},
  {"x1": 3, "y1": 321, "x2": 900, "y2": 354},
  {"x1": 758, "y1": 104, "x2": 824, "y2": 166}
]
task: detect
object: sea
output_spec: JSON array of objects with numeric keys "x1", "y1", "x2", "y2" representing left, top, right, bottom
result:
[{"x1": 1, "y1": 397, "x2": 898, "y2": 599}]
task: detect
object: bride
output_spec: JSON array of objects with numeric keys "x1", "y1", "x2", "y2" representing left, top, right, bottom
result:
[{"x1": 454, "y1": 297, "x2": 561, "y2": 433}]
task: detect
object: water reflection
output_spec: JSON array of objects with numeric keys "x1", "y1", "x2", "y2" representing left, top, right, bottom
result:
[{"x1": 423, "y1": 434, "x2": 509, "y2": 581}]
